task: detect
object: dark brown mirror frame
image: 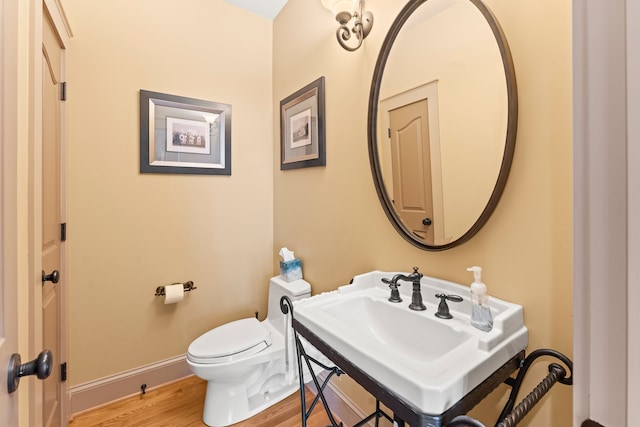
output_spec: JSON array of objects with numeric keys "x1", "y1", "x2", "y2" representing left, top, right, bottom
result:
[{"x1": 367, "y1": 0, "x2": 518, "y2": 251}]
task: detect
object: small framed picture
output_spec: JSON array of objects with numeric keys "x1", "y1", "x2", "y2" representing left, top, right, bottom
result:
[
  {"x1": 165, "y1": 117, "x2": 211, "y2": 155},
  {"x1": 280, "y1": 77, "x2": 326, "y2": 170},
  {"x1": 140, "y1": 90, "x2": 231, "y2": 175}
]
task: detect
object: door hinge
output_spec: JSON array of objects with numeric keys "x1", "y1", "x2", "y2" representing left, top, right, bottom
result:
[
  {"x1": 61, "y1": 82, "x2": 67, "y2": 101},
  {"x1": 388, "y1": 128, "x2": 391, "y2": 138},
  {"x1": 61, "y1": 223, "x2": 67, "y2": 242},
  {"x1": 60, "y1": 362, "x2": 67, "y2": 382}
]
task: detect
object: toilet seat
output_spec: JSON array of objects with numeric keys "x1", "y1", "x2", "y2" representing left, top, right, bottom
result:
[{"x1": 188, "y1": 318, "x2": 272, "y2": 364}]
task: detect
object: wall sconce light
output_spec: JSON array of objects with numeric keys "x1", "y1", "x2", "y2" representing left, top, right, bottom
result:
[{"x1": 321, "y1": 0, "x2": 374, "y2": 52}]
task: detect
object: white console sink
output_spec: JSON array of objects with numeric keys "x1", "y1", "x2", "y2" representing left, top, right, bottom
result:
[{"x1": 292, "y1": 271, "x2": 528, "y2": 414}]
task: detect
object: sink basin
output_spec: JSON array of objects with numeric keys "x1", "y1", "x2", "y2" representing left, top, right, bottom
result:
[
  {"x1": 322, "y1": 295, "x2": 472, "y2": 363},
  {"x1": 292, "y1": 271, "x2": 528, "y2": 414}
]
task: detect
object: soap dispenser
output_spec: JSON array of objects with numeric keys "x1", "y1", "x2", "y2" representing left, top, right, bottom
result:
[{"x1": 467, "y1": 266, "x2": 493, "y2": 332}]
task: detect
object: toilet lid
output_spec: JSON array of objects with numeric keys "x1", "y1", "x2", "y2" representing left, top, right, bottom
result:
[{"x1": 187, "y1": 317, "x2": 272, "y2": 364}]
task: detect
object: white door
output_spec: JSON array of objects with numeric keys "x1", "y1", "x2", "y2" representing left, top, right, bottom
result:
[
  {"x1": 41, "y1": 11, "x2": 64, "y2": 427},
  {"x1": 389, "y1": 99, "x2": 435, "y2": 244},
  {"x1": 379, "y1": 82, "x2": 446, "y2": 244},
  {"x1": 1, "y1": 0, "x2": 21, "y2": 423},
  {"x1": 0, "y1": 113, "x2": 21, "y2": 425}
]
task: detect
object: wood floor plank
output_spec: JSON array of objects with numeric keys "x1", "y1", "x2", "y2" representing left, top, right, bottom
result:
[{"x1": 69, "y1": 376, "x2": 341, "y2": 427}]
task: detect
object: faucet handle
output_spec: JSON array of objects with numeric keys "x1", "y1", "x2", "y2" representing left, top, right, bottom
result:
[
  {"x1": 435, "y1": 294, "x2": 463, "y2": 319},
  {"x1": 412, "y1": 266, "x2": 423, "y2": 277},
  {"x1": 382, "y1": 277, "x2": 403, "y2": 303}
]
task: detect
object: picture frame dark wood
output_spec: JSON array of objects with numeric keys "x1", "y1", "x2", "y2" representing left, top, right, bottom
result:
[
  {"x1": 280, "y1": 77, "x2": 326, "y2": 170},
  {"x1": 140, "y1": 90, "x2": 231, "y2": 175}
]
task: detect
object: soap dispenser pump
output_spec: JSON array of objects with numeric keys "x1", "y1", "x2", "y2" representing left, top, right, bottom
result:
[{"x1": 467, "y1": 266, "x2": 493, "y2": 332}]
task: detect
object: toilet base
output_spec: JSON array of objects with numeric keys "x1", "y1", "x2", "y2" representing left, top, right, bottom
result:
[{"x1": 202, "y1": 376, "x2": 299, "y2": 427}]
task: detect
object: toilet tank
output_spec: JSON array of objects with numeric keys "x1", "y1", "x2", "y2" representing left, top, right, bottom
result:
[{"x1": 267, "y1": 276, "x2": 311, "y2": 335}]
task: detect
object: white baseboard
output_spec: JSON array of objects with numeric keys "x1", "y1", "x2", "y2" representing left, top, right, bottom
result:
[{"x1": 69, "y1": 354, "x2": 192, "y2": 416}]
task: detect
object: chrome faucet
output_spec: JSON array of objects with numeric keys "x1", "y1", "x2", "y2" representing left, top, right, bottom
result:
[{"x1": 384, "y1": 266, "x2": 426, "y2": 311}]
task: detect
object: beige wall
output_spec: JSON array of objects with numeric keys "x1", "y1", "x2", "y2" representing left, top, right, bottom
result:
[
  {"x1": 64, "y1": 0, "x2": 274, "y2": 385},
  {"x1": 60, "y1": 0, "x2": 572, "y2": 423},
  {"x1": 273, "y1": 0, "x2": 572, "y2": 425}
]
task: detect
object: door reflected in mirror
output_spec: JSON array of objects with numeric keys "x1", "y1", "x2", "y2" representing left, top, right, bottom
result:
[{"x1": 369, "y1": 0, "x2": 517, "y2": 250}]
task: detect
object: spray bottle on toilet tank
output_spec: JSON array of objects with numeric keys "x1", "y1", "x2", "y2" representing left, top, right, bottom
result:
[{"x1": 467, "y1": 266, "x2": 493, "y2": 332}]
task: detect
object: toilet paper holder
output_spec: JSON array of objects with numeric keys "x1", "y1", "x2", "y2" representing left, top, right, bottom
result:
[{"x1": 155, "y1": 281, "x2": 197, "y2": 296}]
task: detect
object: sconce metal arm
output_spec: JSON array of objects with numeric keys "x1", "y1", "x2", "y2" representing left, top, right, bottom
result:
[{"x1": 334, "y1": 0, "x2": 373, "y2": 52}]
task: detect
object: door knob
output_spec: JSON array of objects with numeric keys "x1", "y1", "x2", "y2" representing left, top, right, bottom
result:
[
  {"x1": 422, "y1": 218, "x2": 432, "y2": 226},
  {"x1": 7, "y1": 350, "x2": 53, "y2": 394},
  {"x1": 42, "y1": 269, "x2": 60, "y2": 284}
]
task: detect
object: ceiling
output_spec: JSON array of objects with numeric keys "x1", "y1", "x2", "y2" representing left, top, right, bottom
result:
[{"x1": 223, "y1": 0, "x2": 289, "y2": 20}]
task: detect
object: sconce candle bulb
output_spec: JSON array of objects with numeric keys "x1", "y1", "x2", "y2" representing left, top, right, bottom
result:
[
  {"x1": 321, "y1": 0, "x2": 355, "y2": 16},
  {"x1": 321, "y1": 0, "x2": 373, "y2": 51}
]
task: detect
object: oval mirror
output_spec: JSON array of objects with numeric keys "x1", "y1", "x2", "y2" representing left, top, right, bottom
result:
[{"x1": 368, "y1": 0, "x2": 517, "y2": 251}]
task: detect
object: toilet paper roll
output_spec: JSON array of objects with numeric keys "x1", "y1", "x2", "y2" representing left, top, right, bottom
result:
[{"x1": 164, "y1": 284, "x2": 184, "y2": 304}]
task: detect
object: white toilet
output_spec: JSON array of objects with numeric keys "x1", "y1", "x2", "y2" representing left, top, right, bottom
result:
[{"x1": 187, "y1": 276, "x2": 312, "y2": 427}]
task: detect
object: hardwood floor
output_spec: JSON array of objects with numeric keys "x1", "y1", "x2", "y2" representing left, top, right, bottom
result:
[{"x1": 69, "y1": 376, "x2": 346, "y2": 427}]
